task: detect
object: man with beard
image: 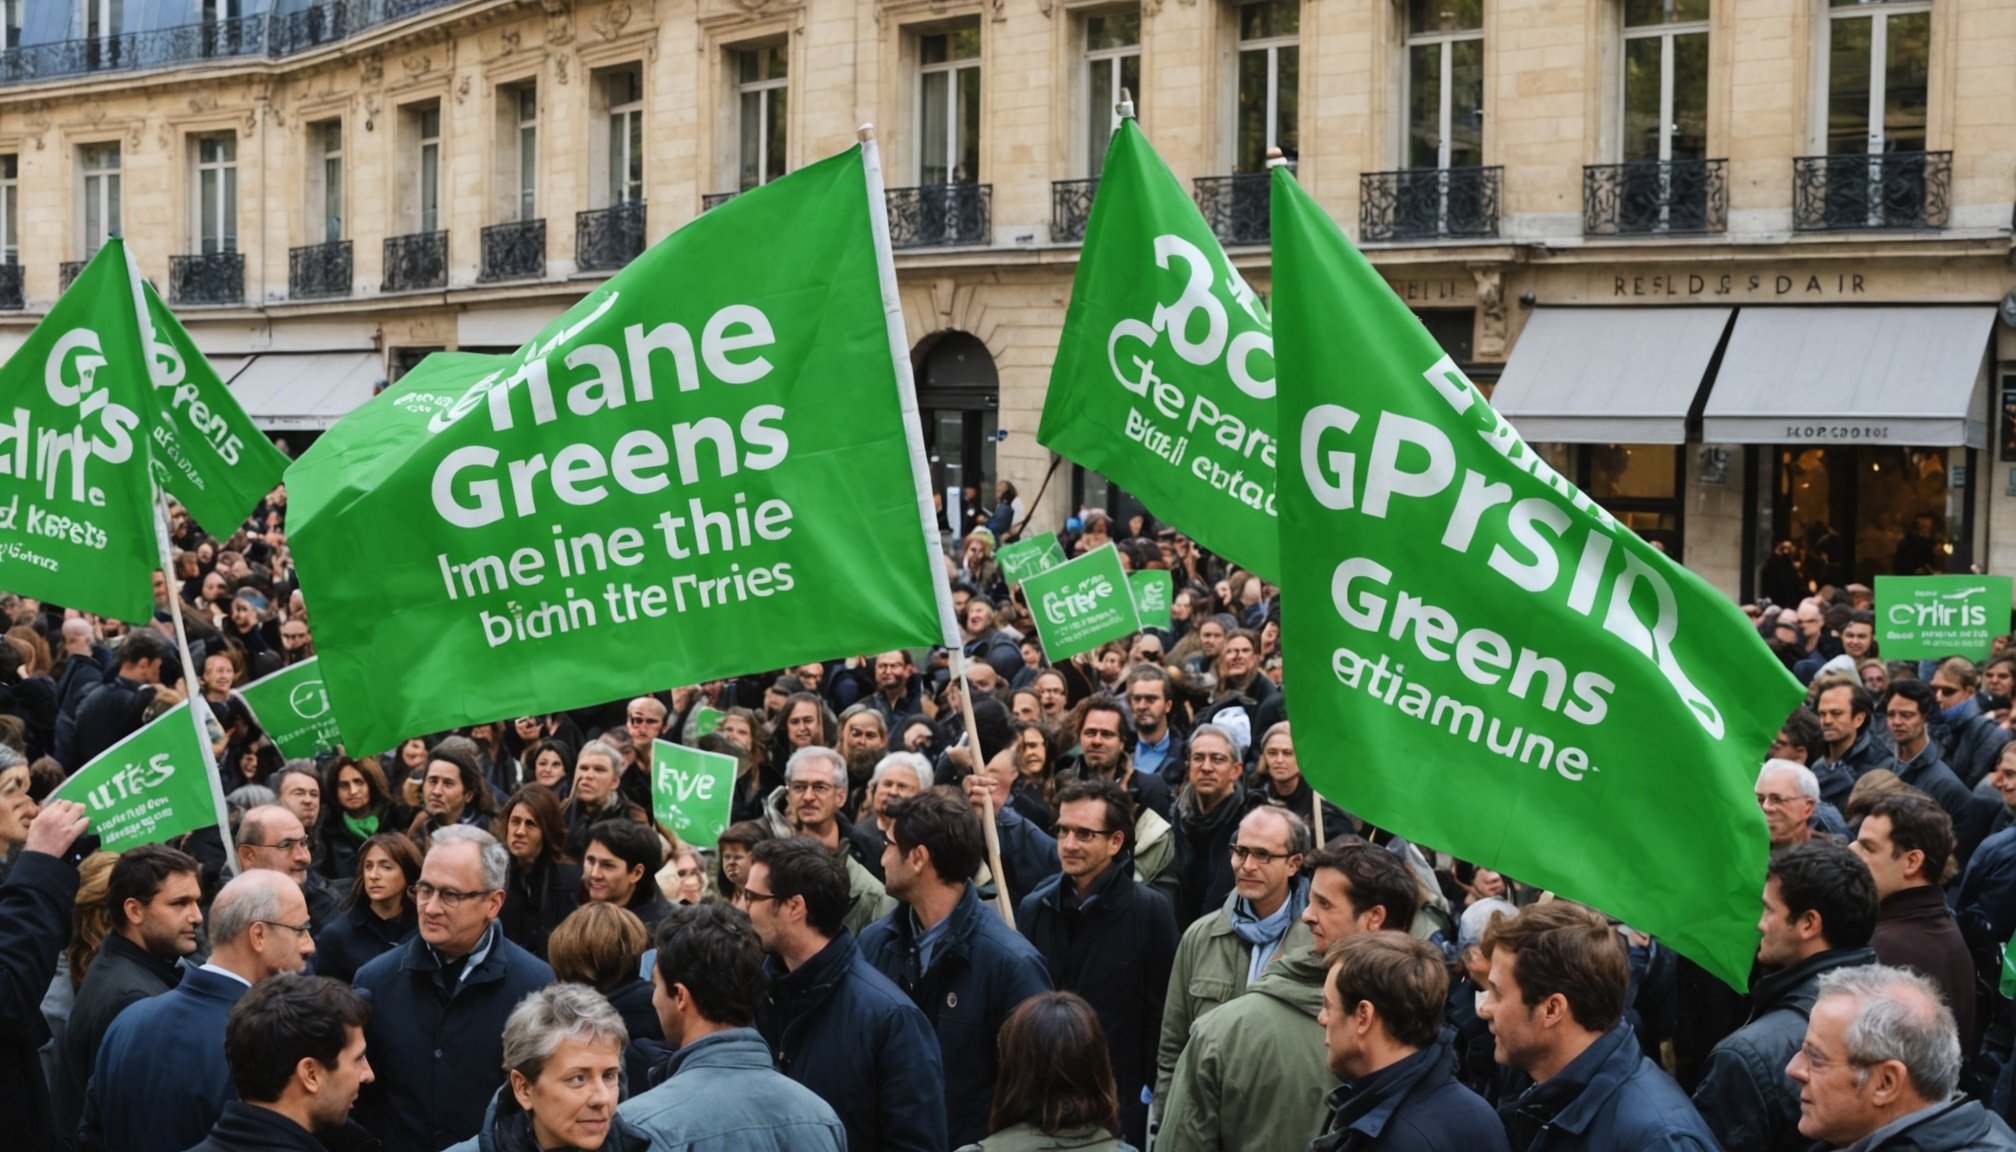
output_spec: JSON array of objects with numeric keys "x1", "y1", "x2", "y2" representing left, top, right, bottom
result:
[
  {"x1": 868, "y1": 651, "x2": 925, "y2": 726},
  {"x1": 836, "y1": 704, "x2": 888, "y2": 825}
]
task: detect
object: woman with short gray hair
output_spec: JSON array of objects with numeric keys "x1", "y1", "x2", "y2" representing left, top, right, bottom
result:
[{"x1": 445, "y1": 983, "x2": 649, "y2": 1151}]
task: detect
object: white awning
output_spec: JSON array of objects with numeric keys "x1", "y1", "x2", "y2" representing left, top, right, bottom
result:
[
  {"x1": 227, "y1": 351, "x2": 384, "y2": 431},
  {"x1": 1702, "y1": 306, "x2": 1994, "y2": 447},
  {"x1": 1489, "y1": 307, "x2": 1733, "y2": 444}
]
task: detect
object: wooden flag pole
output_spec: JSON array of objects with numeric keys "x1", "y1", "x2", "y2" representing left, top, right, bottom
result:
[{"x1": 957, "y1": 650, "x2": 1016, "y2": 928}]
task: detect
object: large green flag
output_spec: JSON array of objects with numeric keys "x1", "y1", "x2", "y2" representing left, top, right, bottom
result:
[
  {"x1": 1041, "y1": 119, "x2": 1279, "y2": 580},
  {"x1": 0, "y1": 241, "x2": 158, "y2": 621},
  {"x1": 47, "y1": 702, "x2": 218, "y2": 851},
  {"x1": 288, "y1": 144, "x2": 953, "y2": 752},
  {"x1": 141, "y1": 282, "x2": 290, "y2": 536},
  {"x1": 239, "y1": 657, "x2": 342, "y2": 759},
  {"x1": 1269, "y1": 167, "x2": 1800, "y2": 988}
]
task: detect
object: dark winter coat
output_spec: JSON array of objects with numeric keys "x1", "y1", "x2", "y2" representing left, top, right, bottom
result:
[
  {"x1": 1847, "y1": 1097, "x2": 2016, "y2": 1151},
  {"x1": 63, "y1": 931, "x2": 183, "y2": 1124},
  {"x1": 993, "y1": 802, "x2": 1062, "y2": 909},
  {"x1": 81, "y1": 965, "x2": 247, "y2": 1152},
  {"x1": 1937, "y1": 703, "x2": 2014, "y2": 789},
  {"x1": 1170, "y1": 786, "x2": 1262, "y2": 927},
  {"x1": 1956, "y1": 826, "x2": 2016, "y2": 986},
  {"x1": 60, "y1": 673, "x2": 157, "y2": 768},
  {"x1": 441, "y1": 1085, "x2": 651, "y2": 1152},
  {"x1": 497, "y1": 855, "x2": 580, "y2": 961},
  {"x1": 1310, "y1": 1036, "x2": 1509, "y2": 1152},
  {"x1": 1895, "y1": 743, "x2": 2000, "y2": 864},
  {"x1": 1255, "y1": 774, "x2": 1355, "y2": 843},
  {"x1": 601, "y1": 975, "x2": 667, "y2": 1091},
  {"x1": 181, "y1": 1101, "x2": 379, "y2": 1152},
  {"x1": 1812, "y1": 726, "x2": 1891, "y2": 810},
  {"x1": 311, "y1": 901, "x2": 415, "y2": 985},
  {"x1": 859, "y1": 883, "x2": 1055, "y2": 1148},
  {"x1": 0, "y1": 850, "x2": 77, "y2": 1152},
  {"x1": 1497, "y1": 1021, "x2": 1717, "y2": 1152},
  {"x1": 1872, "y1": 884, "x2": 1979, "y2": 1051}
]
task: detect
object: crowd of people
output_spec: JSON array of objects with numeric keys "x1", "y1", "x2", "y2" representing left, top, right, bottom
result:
[{"x1": 1, "y1": 492, "x2": 2016, "y2": 1151}]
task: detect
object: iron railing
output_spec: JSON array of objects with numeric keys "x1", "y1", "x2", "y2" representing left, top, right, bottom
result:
[
  {"x1": 169, "y1": 251, "x2": 243, "y2": 306},
  {"x1": 1792, "y1": 151, "x2": 1951, "y2": 231},
  {"x1": 0, "y1": 263, "x2": 21, "y2": 311},
  {"x1": 885, "y1": 184, "x2": 991, "y2": 249},
  {"x1": 1359, "y1": 166, "x2": 1503, "y2": 242},
  {"x1": 701, "y1": 192, "x2": 740, "y2": 212},
  {"x1": 383, "y1": 230, "x2": 448, "y2": 292},
  {"x1": 575, "y1": 202, "x2": 646, "y2": 272},
  {"x1": 1583, "y1": 158, "x2": 1727, "y2": 236},
  {"x1": 1193, "y1": 174, "x2": 1270, "y2": 246},
  {"x1": 1051, "y1": 178, "x2": 1098, "y2": 243},
  {"x1": 289, "y1": 239, "x2": 352, "y2": 299},
  {"x1": 59, "y1": 261, "x2": 85, "y2": 293},
  {"x1": 479, "y1": 219, "x2": 546, "y2": 282}
]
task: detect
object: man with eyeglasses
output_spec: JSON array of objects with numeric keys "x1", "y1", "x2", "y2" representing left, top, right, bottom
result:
[
  {"x1": 82, "y1": 869, "x2": 313, "y2": 1152},
  {"x1": 351, "y1": 826, "x2": 552, "y2": 1152},
  {"x1": 1017, "y1": 779, "x2": 1179, "y2": 1148},
  {"x1": 1882, "y1": 680, "x2": 1995, "y2": 864},
  {"x1": 1928, "y1": 657, "x2": 2012, "y2": 789},
  {"x1": 620, "y1": 695, "x2": 669, "y2": 811},
  {"x1": 236, "y1": 804, "x2": 341, "y2": 935},
  {"x1": 772, "y1": 747, "x2": 895, "y2": 929},
  {"x1": 1756, "y1": 760, "x2": 1826, "y2": 854}
]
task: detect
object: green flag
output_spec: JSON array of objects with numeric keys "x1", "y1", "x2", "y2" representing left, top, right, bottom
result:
[
  {"x1": 1042, "y1": 119, "x2": 1279, "y2": 580},
  {"x1": 689, "y1": 706, "x2": 725, "y2": 739},
  {"x1": 141, "y1": 282, "x2": 290, "y2": 537},
  {"x1": 48, "y1": 702, "x2": 217, "y2": 851},
  {"x1": 1876, "y1": 575, "x2": 2012, "y2": 661},
  {"x1": 1022, "y1": 544, "x2": 1141, "y2": 661},
  {"x1": 287, "y1": 144, "x2": 952, "y2": 752},
  {"x1": 239, "y1": 657, "x2": 343, "y2": 759},
  {"x1": 0, "y1": 241, "x2": 158, "y2": 621},
  {"x1": 997, "y1": 531, "x2": 1065, "y2": 585},
  {"x1": 1269, "y1": 166, "x2": 1800, "y2": 989},
  {"x1": 652, "y1": 738, "x2": 736, "y2": 849},
  {"x1": 1130, "y1": 569, "x2": 1173, "y2": 630}
]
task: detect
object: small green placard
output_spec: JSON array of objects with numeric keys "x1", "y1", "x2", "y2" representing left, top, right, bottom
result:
[
  {"x1": 997, "y1": 532, "x2": 1066, "y2": 585},
  {"x1": 1022, "y1": 544, "x2": 1142, "y2": 661},
  {"x1": 1876, "y1": 575, "x2": 2013, "y2": 660},
  {"x1": 1130, "y1": 570, "x2": 1173, "y2": 629},
  {"x1": 651, "y1": 738, "x2": 737, "y2": 849},
  {"x1": 49, "y1": 703, "x2": 218, "y2": 852},
  {"x1": 238, "y1": 658, "x2": 343, "y2": 759},
  {"x1": 689, "y1": 706, "x2": 725, "y2": 739}
]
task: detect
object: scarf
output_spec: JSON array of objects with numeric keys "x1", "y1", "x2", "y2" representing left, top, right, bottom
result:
[
  {"x1": 1229, "y1": 874, "x2": 1310, "y2": 982},
  {"x1": 1942, "y1": 694, "x2": 1982, "y2": 725},
  {"x1": 342, "y1": 810, "x2": 380, "y2": 840}
]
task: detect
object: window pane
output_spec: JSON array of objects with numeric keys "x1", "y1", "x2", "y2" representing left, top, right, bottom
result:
[
  {"x1": 740, "y1": 89, "x2": 762, "y2": 190},
  {"x1": 949, "y1": 26, "x2": 981, "y2": 59},
  {"x1": 1087, "y1": 10, "x2": 1141, "y2": 51},
  {"x1": 86, "y1": 179, "x2": 101, "y2": 251},
  {"x1": 627, "y1": 111, "x2": 644, "y2": 197},
  {"x1": 1828, "y1": 14, "x2": 1873, "y2": 154},
  {"x1": 1626, "y1": 0, "x2": 1709, "y2": 26},
  {"x1": 1622, "y1": 35, "x2": 1663, "y2": 162},
  {"x1": 1088, "y1": 56, "x2": 1113, "y2": 169},
  {"x1": 740, "y1": 48, "x2": 759, "y2": 85},
  {"x1": 921, "y1": 70, "x2": 949, "y2": 182},
  {"x1": 1447, "y1": 38, "x2": 1480, "y2": 167},
  {"x1": 1408, "y1": 0, "x2": 1480, "y2": 35},
  {"x1": 767, "y1": 87, "x2": 788, "y2": 183},
  {"x1": 957, "y1": 65, "x2": 981, "y2": 182},
  {"x1": 1241, "y1": 0, "x2": 1298, "y2": 41},
  {"x1": 421, "y1": 107, "x2": 439, "y2": 139},
  {"x1": 1407, "y1": 42, "x2": 1441, "y2": 168},
  {"x1": 520, "y1": 86, "x2": 537, "y2": 124},
  {"x1": 1275, "y1": 45, "x2": 1300, "y2": 160},
  {"x1": 1884, "y1": 11, "x2": 1929, "y2": 152},
  {"x1": 223, "y1": 166, "x2": 236, "y2": 252},
  {"x1": 325, "y1": 155, "x2": 342, "y2": 241},
  {"x1": 421, "y1": 144, "x2": 439, "y2": 232},
  {"x1": 1589, "y1": 444, "x2": 1677, "y2": 500},
  {"x1": 201, "y1": 168, "x2": 217, "y2": 251},
  {"x1": 1237, "y1": 48, "x2": 1270, "y2": 171},
  {"x1": 108, "y1": 173, "x2": 120, "y2": 238},
  {"x1": 921, "y1": 33, "x2": 948, "y2": 66},
  {"x1": 1671, "y1": 30, "x2": 1709, "y2": 159},
  {"x1": 519, "y1": 124, "x2": 536, "y2": 218},
  {"x1": 1121, "y1": 51, "x2": 1141, "y2": 119},
  {"x1": 608, "y1": 113, "x2": 624, "y2": 202},
  {"x1": 325, "y1": 120, "x2": 341, "y2": 155}
]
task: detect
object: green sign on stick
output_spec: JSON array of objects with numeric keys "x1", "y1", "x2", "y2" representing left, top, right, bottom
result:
[
  {"x1": 651, "y1": 738, "x2": 736, "y2": 849},
  {"x1": 239, "y1": 657, "x2": 342, "y2": 759},
  {"x1": 49, "y1": 703, "x2": 217, "y2": 852},
  {"x1": 1022, "y1": 544, "x2": 1141, "y2": 661},
  {"x1": 1131, "y1": 570, "x2": 1173, "y2": 629},
  {"x1": 997, "y1": 532, "x2": 1066, "y2": 585},
  {"x1": 689, "y1": 706, "x2": 725, "y2": 739},
  {"x1": 1876, "y1": 575, "x2": 2013, "y2": 661}
]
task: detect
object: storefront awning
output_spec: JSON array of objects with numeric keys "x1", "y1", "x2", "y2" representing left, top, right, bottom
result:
[
  {"x1": 1488, "y1": 307, "x2": 1733, "y2": 444},
  {"x1": 227, "y1": 352, "x2": 384, "y2": 431},
  {"x1": 1702, "y1": 306, "x2": 1994, "y2": 447}
]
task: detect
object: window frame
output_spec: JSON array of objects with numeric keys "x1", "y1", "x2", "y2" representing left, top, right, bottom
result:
[
  {"x1": 516, "y1": 84, "x2": 539, "y2": 221},
  {"x1": 418, "y1": 104, "x2": 442, "y2": 234},
  {"x1": 735, "y1": 44, "x2": 789, "y2": 192},
  {"x1": 1620, "y1": 4, "x2": 1710, "y2": 163},
  {"x1": 916, "y1": 25, "x2": 982, "y2": 186},
  {"x1": 1082, "y1": 9, "x2": 1141, "y2": 177},
  {"x1": 1402, "y1": 4, "x2": 1484, "y2": 171},
  {"x1": 191, "y1": 132, "x2": 238, "y2": 256},
  {"x1": 1821, "y1": 0, "x2": 1933, "y2": 156},
  {"x1": 0, "y1": 154, "x2": 17, "y2": 266},
  {"x1": 78, "y1": 141, "x2": 121, "y2": 260},
  {"x1": 1234, "y1": 0, "x2": 1300, "y2": 173},
  {"x1": 606, "y1": 65, "x2": 645, "y2": 206}
]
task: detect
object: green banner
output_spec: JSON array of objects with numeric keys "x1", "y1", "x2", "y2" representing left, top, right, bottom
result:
[
  {"x1": 652, "y1": 738, "x2": 735, "y2": 849},
  {"x1": 1022, "y1": 544, "x2": 1141, "y2": 662},
  {"x1": 1130, "y1": 569, "x2": 1173, "y2": 630},
  {"x1": 1876, "y1": 575, "x2": 2013, "y2": 661},
  {"x1": 997, "y1": 531, "x2": 1066, "y2": 585},
  {"x1": 1041, "y1": 119, "x2": 1278, "y2": 581},
  {"x1": 1269, "y1": 167, "x2": 1799, "y2": 990},
  {"x1": 141, "y1": 283, "x2": 289, "y2": 538},
  {"x1": 238, "y1": 657, "x2": 342, "y2": 759},
  {"x1": 48, "y1": 702, "x2": 217, "y2": 851},
  {"x1": 0, "y1": 241, "x2": 159, "y2": 622},
  {"x1": 286, "y1": 146, "x2": 950, "y2": 752}
]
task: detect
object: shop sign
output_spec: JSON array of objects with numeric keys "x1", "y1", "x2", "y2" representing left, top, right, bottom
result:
[{"x1": 1876, "y1": 575, "x2": 2014, "y2": 660}]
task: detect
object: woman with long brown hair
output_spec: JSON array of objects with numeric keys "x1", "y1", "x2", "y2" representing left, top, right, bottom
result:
[
  {"x1": 965, "y1": 991, "x2": 1127, "y2": 1151},
  {"x1": 311, "y1": 833, "x2": 421, "y2": 984},
  {"x1": 496, "y1": 784, "x2": 581, "y2": 961}
]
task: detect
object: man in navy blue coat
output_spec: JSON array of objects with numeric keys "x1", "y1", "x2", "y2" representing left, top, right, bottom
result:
[
  {"x1": 0, "y1": 797, "x2": 88, "y2": 1152},
  {"x1": 80, "y1": 869, "x2": 316, "y2": 1152}
]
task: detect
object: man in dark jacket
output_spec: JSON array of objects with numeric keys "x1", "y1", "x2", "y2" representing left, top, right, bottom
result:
[
  {"x1": 1932, "y1": 658, "x2": 2014, "y2": 789},
  {"x1": 182, "y1": 975, "x2": 376, "y2": 1152},
  {"x1": 1054, "y1": 694, "x2": 1175, "y2": 822},
  {"x1": 1813, "y1": 681, "x2": 1889, "y2": 811},
  {"x1": 1018, "y1": 779, "x2": 1179, "y2": 1147},
  {"x1": 860, "y1": 790, "x2": 1052, "y2": 1148},
  {"x1": 746, "y1": 838, "x2": 945, "y2": 1152},
  {"x1": 1691, "y1": 841, "x2": 1879, "y2": 1152},
  {"x1": 0, "y1": 797, "x2": 86, "y2": 1152},
  {"x1": 1170, "y1": 723, "x2": 1263, "y2": 926},
  {"x1": 1886, "y1": 681, "x2": 1998, "y2": 864},
  {"x1": 351, "y1": 826, "x2": 553, "y2": 1152},
  {"x1": 1852, "y1": 792, "x2": 1979, "y2": 1052},
  {"x1": 58, "y1": 629, "x2": 174, "y2": 768},
  {"x1": 1311, "y1": 932, "x2": 1508, "y2": 1152}
]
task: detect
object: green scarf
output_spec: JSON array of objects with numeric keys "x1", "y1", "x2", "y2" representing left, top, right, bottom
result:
[{"x1": 343, "y1": 810, "x2": 380, "y2": 841}]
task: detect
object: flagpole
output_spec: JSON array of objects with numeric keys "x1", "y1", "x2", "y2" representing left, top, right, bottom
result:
[{"x1": 858, "y1": 124, "x2": 1014, "y2": 928}]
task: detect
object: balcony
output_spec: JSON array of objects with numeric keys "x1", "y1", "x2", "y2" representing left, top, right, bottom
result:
[
  {"x1": 383, "y1": 231, "x2": 448, "y2": 293},
  {"x1": 0, "y1": 15, "x2": 266, "y2": 84},
  {"x1": 0, "y1": 264, "x2": 20, "y2": 311},
  {"x1": 576, "y1": 202, "x2": 646, "y2": 272},
  {"x1": 59, "y1": 261, "x2": 85, "y2": 293},
  {"x1": 1359, "y1": 166, "x2": 1503, "y2": 242},
  {"x1": 1193, "y1": 174, "x2": 1270, "y2": 247},
  {"x1": 1792, "y1": 151, "x2": 1951, "y2": 232},
  {"x1": 169, "y1": 251, "x2": 243, "y2": 306},
  {"x1": 701, "y1": 192, "x2": 740, "y2": 212},
  {"x1": 885, "y1": 184, "x2": 991, "y2": 249},
  {"x1": 479, "y1": 219, "x2": 546, "y2": 282},
  {"x1": 288, "y1": 240, "x2": 352, "y2": 300},
  {"x1": 1583, "y1": 159, "x2": 1727, "y2": 237},
  {"x1": 1051, "y1": 178, "x2": 1098, "y2": 244}
]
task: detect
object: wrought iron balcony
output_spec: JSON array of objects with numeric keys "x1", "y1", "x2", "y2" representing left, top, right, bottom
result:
[
  {"x1": 383, "y1": 231, "x2": 448, "y2": 293},
  {"x1": 885, "y1": 184, "x2": 991, "y2": 249},
  {"x1": 701, "y1": 192, "x2": 740, "y2": 212},
  {"x1": 1583, "y1": 158, "x2": 1727, "y2": 237},
  {"x1": 576, "y1": 202, "x2": 646, "y2": 272},
  {"x1": 289, "y1": 240, "x2": 352, "y2": 300},
  {"x1": 1359, "y1": 166, "x2": 1503, "y2": 243},
  {"x1": 0, "y1": 264, "x2": 21, "y2": 311},
  {"x1": 59, "y1": 261, "x2": 85, "y2": 293},
  {"x1": 1051, "y1": 178, "x2": 1098, "y2": 243},
  {"x1": 169, "y1": 251, "x2": 244, "y2": 306},
  {"x1": 0, "y1": 15, "x2": 266, "y2": 84},
  {"x1": 1792, "y1": 151, "x2": 1951, "y2": 232},
  {"x1": 1192, "y1": 174, "x2": 1271, "y2": 247},
  {"x1": 479, "y1": 219, "x2": 546, "y2": 282}
]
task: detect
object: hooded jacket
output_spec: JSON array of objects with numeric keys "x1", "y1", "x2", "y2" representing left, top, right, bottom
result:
[
  {"x1": 1497, "y1": 1021, "x2": 1717, "y2": 1152},
  {"x1": 1309, "y1": 1035, "x2": 1508, "y2": 1152},
  {"x1": 1837, "y1": 1097, "x2": 2016, "y2": 1151},
  {"x1": 617, "y1": 1027, "x2": 846, "y2": 1152},
  {"x1": 1154, "y1": 886, "x2": 1315, "y2": 1102},
  {"x1": 1158, "y1": 944, "x2": 1333, "y2": 1152}
]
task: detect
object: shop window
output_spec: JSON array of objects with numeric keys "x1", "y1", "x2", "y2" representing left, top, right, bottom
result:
[{"x1": 1771, "y1": 445, "x2": 1960, "y2": 587}]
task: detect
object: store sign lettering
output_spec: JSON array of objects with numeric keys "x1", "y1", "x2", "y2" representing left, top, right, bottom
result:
[
  {"x1": 1386, "y1": 278, "x2": 1468, "y2": 303},
  {"x1": 1781, "y1": 423, "x2": 1893, "y2": 442},
  {"x1": 1612, "y1": 273, "x2": 1869, "y2": 299}
]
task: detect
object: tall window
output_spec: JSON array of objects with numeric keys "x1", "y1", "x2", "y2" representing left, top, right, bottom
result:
[
  {"x1": 2, "y1": 1, "x2": 20, "y2": 50},
  {"x1": 1085, "y1": 10, "x2": 1140, "y2": 175},
  {"x1": 194, "y1": 134, "x2": 237, "y2": 255},
  {"x1": 1405, "y1": 0, "x2": 1483, "y2": 169},
  {"x1": 515, "y1": 85, "x2": 538, "y2": 220},
  {"x1": 1235, "y1": 0, "x2": 1298, "y2": 171},
  {"x1": 1827, "y1": 0, "x2": 1929, "y2": 156},
  {"x1": 79, "y1": 142, "x2": 120, "y2": 259},
  {"x1": 0, "y1": 155, "x2": 17, "y2": 265},
  {"x1": 418, "y1": 105, "x2": 441, "y2": 233},
  {"x1": 1622, "y1": 0, "x2": 1707, "y2": 163},
  {"x1": 83, "y1": 0, "x2": 121, "y2": 39},
  {"x1": 737, "y1": 46, "x2": 788, "y2": 191},
  {"x1": 606, "y1": 66, "x2": 645, "y2": 205},
  {"x1": 318, "y1": 121, "x2": 343, "y2": 242},
  {"x1": 919, "y1": 27, "x2": 981, "y2": 184}
]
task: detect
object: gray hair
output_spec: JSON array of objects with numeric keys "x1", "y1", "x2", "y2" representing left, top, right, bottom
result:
[
  {"x1": 576, "y1": 739, "x2": 623, "y2": 774},
  {"x1": 499, "y1": 984, "x2": 630, "y2": 1081},
  {"x1": 0, "y1": 743, "x2": 24, "y2": 771},
  {"x1": 837, "y1": 702, "x2": 887, "y2": 734},
  {"x1": 430, "y1": 825, "x2": 510, "y2": 892},
  {"x1": 1190, "y1": 723, "x2": 1238, "y2": 756},
  {"x1": 1815, "y1": 963, "x2": 1962, "y2": 1101},
  {"x1": 210, "y1": 869, "x2": 290, "y2": 945},
  {"x1": 1239, "y1": 805, "x2": 1312, "y2": 857},
  {"x1": 786, "y1": 745, "x2": 846, "y2": 788},
  {"x1": 870, "y1": 752, "x2": 932, "y2": 793},
  {"x1": 1758, "y1": 759, "x2": 1819, "y2": 803},
  {"x1": 226, "y1": 784, "x2": 276, "y2": 814}
]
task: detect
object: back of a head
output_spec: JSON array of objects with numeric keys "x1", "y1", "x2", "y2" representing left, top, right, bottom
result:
[
  {"x1": 225, "y1": 975, "x2": 371, "y2": 1105},
  {"x1": 1307, "y1": 841, "x2": 1420, "y2": 930},
  {"x1": 1481, "y1": 900, "x2": 1628, "y2": 1034},
  {"x1": 1768, "y1": 841, "x2": 1878, "y2": 951},
  {"x1": 989, "y1": 991, "x2": 1119, "y2": 1138},
  {"x1": 1327, "y1": 933, "x2": 1449, "y2": 1049},
  {"x1": 547, "y1": 902, "x2": 649, "y2": 991},
  {"x1": 886, "y1": 789, "x2": 985, "y2": 886},
  {"x1": 750, "y1": 837, "x2": 851, "y2": 939},
  {"x1": 653, "y1": 903, "x2": 766, "y2": 1028}
]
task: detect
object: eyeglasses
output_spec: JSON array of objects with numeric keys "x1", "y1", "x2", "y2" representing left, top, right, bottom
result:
[
  {"x1": 1755, "y1": 793, "x2": 1806, "y2": 809},
  {"x1": 257, "y1": 919, "x2": 314, "y2": 936},
  {"x1": 741, "y1": 889, "x2": 784, "y2": 905},
  {"x1": 1933, "y1": 685, "x2": 1966, "y2": 698},
  {"x1": 1230, "y1": 844, "x2": 1295, "y2": 865},
  {"x1": 409, "y1": 883, "x2": 496, "y2": 909},
  {"x1": 1057, "y1": 824, "x2": 1118, "y2": 842},
  {"x1": 786, "y1": 780, "x2": 838, "y2": 796},
  {"x1": 249, "y1": 837, "x2": 312, "y2": 853}
]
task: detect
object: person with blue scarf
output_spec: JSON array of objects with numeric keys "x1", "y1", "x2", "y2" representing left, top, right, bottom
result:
[{"x1": 1930, "y1": 657, "x2": 2013, "y2": 788}]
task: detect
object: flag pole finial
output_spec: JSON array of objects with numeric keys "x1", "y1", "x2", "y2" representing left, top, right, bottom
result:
[
  {"x1": 1117, "y1": 88, "x2": 1135, "y2": 120},
  {"x1": 1265, "y1": 146, "x2": 1288, "y2": 169},
  {"x1": 858, "y1": 123, "x2": 875, "y2": 142}
]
